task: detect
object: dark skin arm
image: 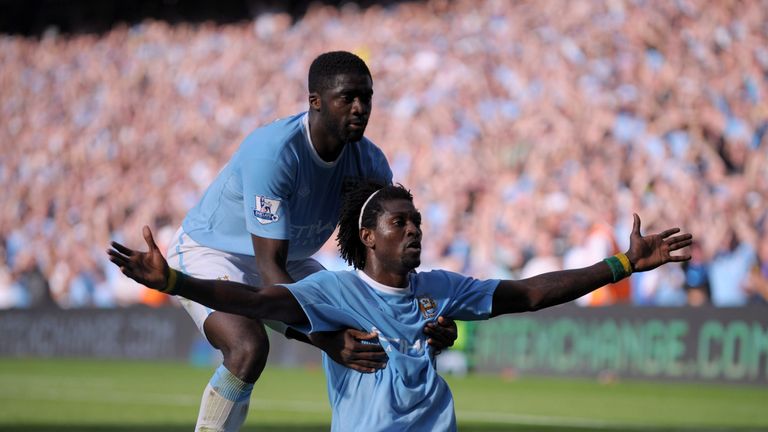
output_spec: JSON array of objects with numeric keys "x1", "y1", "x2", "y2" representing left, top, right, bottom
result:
[
  {"x1": 491, "y1": 214, "x2": 693, "y2": 316},
  {"x1": 251, "y1": 235, "x2": 309, "y2": 335},
  {"x1": 251, "y1": 235, "x2": 293, "y2": 289},
  {"x1": 109, "y1": 227, "x2": 308, "y2": 324}
]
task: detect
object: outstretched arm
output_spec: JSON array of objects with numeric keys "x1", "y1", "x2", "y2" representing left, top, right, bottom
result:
[
  {"x1": 107, "y1": 226, "x2": 309, "y2": 326},
  {"x1": 491, "y1": 214, "x2": 692, "y2": 316}
]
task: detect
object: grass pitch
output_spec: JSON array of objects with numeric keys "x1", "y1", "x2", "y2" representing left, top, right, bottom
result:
[{"x1": 0, "y1": 358, "x2": 766, "y2": 431}]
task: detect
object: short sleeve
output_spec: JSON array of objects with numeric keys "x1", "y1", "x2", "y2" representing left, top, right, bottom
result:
[
  {"x1": 241, "y1": 149, "x2": 295, "y2": 240},
  {"x1": 422, "y1": 271, "x2": 499, "y2": 321},
  {"x1": 282, "y1": 273, "x2": 362, "y2": 334}
]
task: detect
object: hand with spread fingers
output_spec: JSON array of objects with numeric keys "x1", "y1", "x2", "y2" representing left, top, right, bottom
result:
[
  {"x1": 625, "y1": 213, "x2": 693, "y2": 272},
  {"x1": 107, "y1": 225, "x2": 169, "y2": 291}
]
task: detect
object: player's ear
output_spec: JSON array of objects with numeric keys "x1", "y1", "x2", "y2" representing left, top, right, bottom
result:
[
  {"x1": 360, "y1": 227, "x2": 375, "y2": 249},
  {"x1": 309, "y1": 92, "x2": 321, "y2": 111}
]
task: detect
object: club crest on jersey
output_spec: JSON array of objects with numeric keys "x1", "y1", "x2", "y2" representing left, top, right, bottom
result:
[
  {"x1": 418, "y1": 296, "x2": 438, "y2": 319},
  {"x1": 253, "y1": 195, "x2": 281, "y2": 224}
]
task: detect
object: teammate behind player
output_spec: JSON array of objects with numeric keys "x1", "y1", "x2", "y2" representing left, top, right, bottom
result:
[
  {"x1": 109, "y1": 182, "x2": 693, "y2": 431},
  {"x1": 168, "y1": 52, "x2": 457, "y2": 431}
]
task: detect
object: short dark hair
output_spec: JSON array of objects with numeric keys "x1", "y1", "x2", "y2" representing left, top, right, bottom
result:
[
  {"x1": 308, "y1": 51, "x2": 372, "y2": 93},
  {"x1": 337, "y1": 181, "x2": 413, "y2": 269}
]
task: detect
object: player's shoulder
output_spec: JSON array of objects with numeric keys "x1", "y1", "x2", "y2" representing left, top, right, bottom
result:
[
  {"x1": 240, "y1": 113, "x2": 306, "y2": 155},
  {"x1": 352, "y1": 137, "x2": 393, "y2": 180},
  {"x1": 324, "y1": 270, "x2": 358, "y2": 285},
  {"x1": 291, "y1": 271, "x2": 355, "y2": 301},
  {"x1": 287, "y1": 270, "x2": 334, "y2": 295},
  {"x1": 413, "y1": 269, "x2": 454, "y2": 281},
  {"x1": 356, "y1": 136, "x2": 386, "y2": 156},
  {"x1": 311, "y1": 270, "x2": 367, "y2": 294},
  {"x1": 411, "y1": 269, "x2": 470, "y2": 288},
  {"x1": 301, "y1": 269, "x2": 349, "y2": 285},
  {"x1": 256, "y1": 112, "x2": 306, "y2": 133}
]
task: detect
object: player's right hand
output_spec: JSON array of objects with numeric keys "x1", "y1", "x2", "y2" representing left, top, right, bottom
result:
[
  {"x1": 107, "y1": 225, "x2": 170, "y2": 291},
  {"x1": 309, "y1": 329, "x2": 388, "y2": 373}
]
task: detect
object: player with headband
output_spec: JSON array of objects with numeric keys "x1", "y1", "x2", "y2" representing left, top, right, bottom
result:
[{"x1": 109, "y1": 181, "x2": 692, "y2": 431}]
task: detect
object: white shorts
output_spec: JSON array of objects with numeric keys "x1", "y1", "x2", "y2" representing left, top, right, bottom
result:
[{"x1": 166, "y1": 227, "x2": 325, "y2": 339}]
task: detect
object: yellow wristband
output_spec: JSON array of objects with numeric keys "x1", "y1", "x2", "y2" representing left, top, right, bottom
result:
[
  {"x1": 615, "y1": 253, "x2": 633, "y2": 275},
  {"x1": 163, "y1": 268, "x2": 178, "y2": 294}
]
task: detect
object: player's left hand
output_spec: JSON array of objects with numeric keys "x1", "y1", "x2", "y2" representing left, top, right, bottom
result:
[
  {"x1": 424, "y1": 316, "x2": 457, "y2": 354},
  {"x1": 625, "y1": 213, "x2": 693, "y2": 272},
  {"x1": 107, "y1": 225, "x2": 170, "y2": 291}
]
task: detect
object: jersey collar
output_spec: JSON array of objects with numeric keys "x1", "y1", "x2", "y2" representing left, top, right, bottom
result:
[{"x1": 356, "y1": 270, "x2": 412, "y2": 296}]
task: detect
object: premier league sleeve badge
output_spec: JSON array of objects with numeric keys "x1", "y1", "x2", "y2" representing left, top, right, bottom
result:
[{"x1": 253, "y1": 195, "x2": 281, "y2": 224}]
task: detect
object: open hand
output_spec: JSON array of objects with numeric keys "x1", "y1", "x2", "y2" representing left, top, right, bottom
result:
[
  {"x1": 309, "y1": 329, "x2": 388, "y2": 373},
  {"x1": 626, "y1": 214, "x2": 693, "y2": 272},
  {"x1": 107, "y1": 225, "x2": 170, "y2": 291}
]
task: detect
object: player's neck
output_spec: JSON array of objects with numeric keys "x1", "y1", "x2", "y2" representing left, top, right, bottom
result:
[
  {"x1": 308, "y1": 115, "x2": 345, "y2": 162},
  {"x1": 362, "y1": 264, "x2": 410, "y2": 289},
  {"x1": 313, "y1": 140, "x2": 345, "y2": 162},
  {"x1": 357, "y1": 269, "x2": 411, "y2": 295}
]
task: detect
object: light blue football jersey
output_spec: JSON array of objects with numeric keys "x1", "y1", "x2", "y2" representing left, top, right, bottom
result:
[
  {"x1": 284, "y1": 269, "x2": 499, "y2": 432},
  {"x1": 182, "y1": 113, "x2": 392, "y2": 260}
]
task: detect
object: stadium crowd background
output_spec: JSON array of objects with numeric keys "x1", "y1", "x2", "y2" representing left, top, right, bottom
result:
[{"x1": 1, "y1": 0, "x2": 766, "y2": 310}]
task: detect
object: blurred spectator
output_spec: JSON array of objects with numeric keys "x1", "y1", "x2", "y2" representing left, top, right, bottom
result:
[
  {"x1": 0, "y1": 0, "x2": 766, "y2": 308},
  {"x1": 708, "y1": 217, "x2": 759, "y2": 307},
  {"x1": 744, "y1": 234, "x2": 768, "y2": 305},
  {"x1": 632, "y1": 261, "x2": 688, "y2": 307},
  {"x1": 520, "y1": 234, "x2": 561, "y2": 279},
  {"x1": 9, "y1": 250, "x2": 57, "y2": 309},
  {"x1": 682, "y1": 242, "x2": 711, "y2": 306}
]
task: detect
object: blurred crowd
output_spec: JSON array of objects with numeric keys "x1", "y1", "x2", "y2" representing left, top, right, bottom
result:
[{"x1": 1, "y1": 0, "x2": 766, "y2": 309}]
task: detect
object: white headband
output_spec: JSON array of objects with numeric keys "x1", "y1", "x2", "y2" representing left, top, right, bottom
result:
[{"x1": 358, "y1": 189, "x2": 382, "y2": 229}]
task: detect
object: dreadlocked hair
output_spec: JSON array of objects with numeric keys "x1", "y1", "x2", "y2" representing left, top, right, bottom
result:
[
  {"x1": 308, "y1": 51, "x2": 372, "y2": 93},
  {"x1": 337, "y1": 181, "x2": 413, "y2": 270}
]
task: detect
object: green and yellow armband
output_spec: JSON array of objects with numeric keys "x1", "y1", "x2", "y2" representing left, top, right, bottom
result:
[
  {"x1": 604, "y1": 252, "x2": 633, "y2": 283},
  {"x1": 162, "y1": 268, "x2": 179, "y2": 294}
]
